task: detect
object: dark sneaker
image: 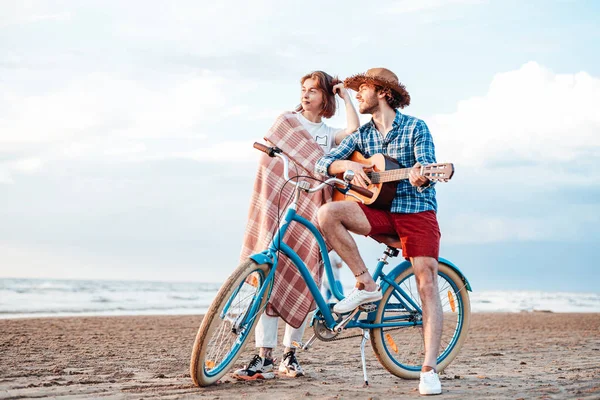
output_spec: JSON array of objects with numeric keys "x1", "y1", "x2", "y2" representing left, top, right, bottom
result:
[
  {"x1": 232, "y1": 354, "x2": 275, "y2": 381},
  {"x1": 278, "y1": 351, "x2": 304, "y2": 377}
]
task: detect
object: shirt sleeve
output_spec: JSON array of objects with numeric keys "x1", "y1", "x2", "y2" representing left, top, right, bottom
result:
[
  {"x1": 315, "y1": 132, "x2": 359, "y2": 177},
  {"x1": 414, "y1": 120, "x2": 437, "y2": 192},
  {"x1": 414, "y1": 120, "x2": 436, "y2": 165}
]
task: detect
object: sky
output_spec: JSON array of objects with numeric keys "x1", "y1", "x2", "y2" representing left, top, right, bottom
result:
[{"x1": 1, "y1": 0, "x2": 599, "y2": 292}]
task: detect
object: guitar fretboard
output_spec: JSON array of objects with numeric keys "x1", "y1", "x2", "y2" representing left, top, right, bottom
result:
[{"x1": 367, "y1": 168, "x2": 412, "y2": 184}]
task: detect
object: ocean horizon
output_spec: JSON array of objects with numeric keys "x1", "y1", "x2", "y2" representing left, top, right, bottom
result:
[{"x1": 1, "y1": 277, "x2": 599, "y2": 319}]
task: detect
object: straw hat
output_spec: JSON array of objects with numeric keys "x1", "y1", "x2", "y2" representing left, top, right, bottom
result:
[{"x1": 344, "y1": 68, "x2": 410, "y2": 108}]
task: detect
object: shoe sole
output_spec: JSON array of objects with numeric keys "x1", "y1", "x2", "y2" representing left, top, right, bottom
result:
[
  {"x1": 333, "y1": 298, "x2": 383, "y2": 314},
  {"x1": 419, "y1": 386, "x2": 442, "y2": 395},
  {"x1": 278, "y1": 369, "x2": 304, "y2": 378},
  {"x1": 232, "y1": 372, "x2": 275, "y2": 381}
]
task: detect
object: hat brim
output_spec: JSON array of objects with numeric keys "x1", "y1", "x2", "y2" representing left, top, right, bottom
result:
[
  {"x1": 344, "y1": 74, "x2": 411, "y2": 108},
  {"x1": 344, "y1": 74, "x2": 403, "y2": 96}
]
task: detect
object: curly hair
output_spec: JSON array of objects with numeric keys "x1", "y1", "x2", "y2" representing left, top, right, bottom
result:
[
  {"x1": 295, "y1": 71, "x2": 340, "y2": 118},
  {"x1": 374, "y1": 84, "x2": 409, "y2": 109}
]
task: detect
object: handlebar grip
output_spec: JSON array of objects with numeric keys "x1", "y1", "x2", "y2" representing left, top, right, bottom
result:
[
  {"x1": 253, "y1": 142, "x2": 282, "y2": 157},
  {"x1": 348, "y1": 184, "x2": 374, "y2": 199},
  {"x1": 253, "y1": 142, "x2": 270, "y2": 154}
]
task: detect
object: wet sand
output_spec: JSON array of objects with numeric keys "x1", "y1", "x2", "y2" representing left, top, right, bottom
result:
[{"x1": 1, "y1": 313, "x2": 599, "y2": 399}]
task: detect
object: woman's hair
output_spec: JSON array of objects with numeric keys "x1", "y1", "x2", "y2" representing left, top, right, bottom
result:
[{"x1": 295, "y1": 71, "x2": 340, "y2": 118}]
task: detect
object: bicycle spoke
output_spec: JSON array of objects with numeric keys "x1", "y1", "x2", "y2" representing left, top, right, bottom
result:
[
  {"x1": 375, "y1": 266, "x2": 468, "y2": 372},
  {"x1": 197, "y1": 266, "x2": 268, "y2": 378}
]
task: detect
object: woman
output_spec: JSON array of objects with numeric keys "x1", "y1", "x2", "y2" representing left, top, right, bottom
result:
[
  {"x1": 294, "y1": 72, "x2": 360, "y2": 153},
  {"x1": 234, "y1": 71, "x2": 359, "y2": 381}
]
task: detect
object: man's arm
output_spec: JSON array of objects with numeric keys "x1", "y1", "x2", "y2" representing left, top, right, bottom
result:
[
  {"x1": 410, "y1": 120, "x2": 437, "y2": 192},
  {"x1": 315, "y1": 133, "x2": 358, "y2": 176},
  {"x1": 315, "y1": 133, "x2": 374, "y2": 188}
]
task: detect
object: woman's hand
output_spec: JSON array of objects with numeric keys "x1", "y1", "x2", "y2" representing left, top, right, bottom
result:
[{"x1": 333, "y1": 83, "x2": 351, "y2": 101}]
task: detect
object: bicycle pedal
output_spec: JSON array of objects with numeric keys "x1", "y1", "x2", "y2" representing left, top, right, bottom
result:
[{"x1": 359, "y1": 303, "x2": 377, "y2": 312}]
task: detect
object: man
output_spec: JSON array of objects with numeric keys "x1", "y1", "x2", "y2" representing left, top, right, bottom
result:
[{"x1": 314, "y1": 68, "x2": 443, "y2": 395}]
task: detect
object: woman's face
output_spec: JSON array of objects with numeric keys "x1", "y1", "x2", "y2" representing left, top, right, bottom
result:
[{"x1": 300, "y1": 78, "x2": 325, "y2": 114}]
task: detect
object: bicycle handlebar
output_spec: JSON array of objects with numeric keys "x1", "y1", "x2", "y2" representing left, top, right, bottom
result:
[
  {"x1": 253, "y1": 142, "x2": 374, "y2": 199},
  {"x1": 253, "y1": 142, "x2": 281, "y2": 157},
  {"x1": 345, "y1": 183, "x2": 375, "y2": 198}
]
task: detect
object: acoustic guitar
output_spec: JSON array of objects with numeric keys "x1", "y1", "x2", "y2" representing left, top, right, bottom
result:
[{"x1": 332, "y1": 152, "x2": 454, "y2": 210}]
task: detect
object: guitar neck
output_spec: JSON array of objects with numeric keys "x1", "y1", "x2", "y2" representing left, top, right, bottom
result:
[{"x1": 368, "y1": 168, "x2": 411, "y2": 184}]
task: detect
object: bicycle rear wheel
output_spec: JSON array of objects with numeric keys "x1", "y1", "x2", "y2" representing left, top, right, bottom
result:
[
  {"x1": 371, "y1": 262, "x2": 471, "y2": 379},
  {"x1": 190, "y1": 259, "x2": 271, "y2": 386}
]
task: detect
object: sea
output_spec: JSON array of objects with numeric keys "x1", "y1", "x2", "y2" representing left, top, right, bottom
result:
[{"x1": 1, "y1": 278, "x2": 599, "y2": 319}]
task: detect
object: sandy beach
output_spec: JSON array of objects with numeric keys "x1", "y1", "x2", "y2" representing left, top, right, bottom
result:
[{"x1": 1, "y1": 313, "x2": 599, "y2": 399}]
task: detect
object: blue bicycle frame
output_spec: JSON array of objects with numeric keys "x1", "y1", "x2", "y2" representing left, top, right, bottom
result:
[{"x1": 249, "y1": 204, "x2": 472, "y2": 332}]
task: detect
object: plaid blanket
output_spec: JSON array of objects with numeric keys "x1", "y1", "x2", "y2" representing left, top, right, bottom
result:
[{"x1": 240, "y1": 112, "x2": 332, "y2": 328}]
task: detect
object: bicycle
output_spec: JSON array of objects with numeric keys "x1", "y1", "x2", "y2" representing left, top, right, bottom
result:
[{"x1": 190, "y1": 143, "x2": 472, "y2": 387}]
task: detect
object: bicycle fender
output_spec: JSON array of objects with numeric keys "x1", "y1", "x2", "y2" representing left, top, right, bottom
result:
[
  {"x1": 382, "y1": 257, "x2": 472, "y2": 292},
  {"x1": 249, "y1": 252, "x2": 274, "y2": 266}
]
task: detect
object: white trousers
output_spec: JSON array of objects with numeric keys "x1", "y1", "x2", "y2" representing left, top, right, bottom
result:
[{"x1": 254, "y1": 313, "x2": 308, "y2": 348}]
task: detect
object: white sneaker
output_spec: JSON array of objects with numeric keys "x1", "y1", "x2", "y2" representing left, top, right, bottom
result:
[
  {"x1": 419, "y1": 369, "x2": 442, "y2": 395},
  {"x1": 278, "y1": 351, "x2": 304, "y2": 377},
  {"x1": 333, "y1": 286, "x2": 382, "y2": 314}
]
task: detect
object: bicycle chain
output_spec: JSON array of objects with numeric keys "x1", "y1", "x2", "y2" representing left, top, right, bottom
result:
[
  {"x1": 313, "y1": 319, "x2": 405, "y2": 342},
  {"x1": 314, "y1": 326, "x2": 406, "y2": 342}
]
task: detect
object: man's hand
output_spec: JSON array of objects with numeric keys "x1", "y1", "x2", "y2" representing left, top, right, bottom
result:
[
  {"x1": 346, "y1": 160, "x2": 373, "y2": 188},
  {"x1": 409, "y1": 162, "x2": 429, "y2": 187}
]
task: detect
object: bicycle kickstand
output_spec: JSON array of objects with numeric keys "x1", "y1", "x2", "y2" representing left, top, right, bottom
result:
[{"x1": 360, "y1": 329, "x2": 370, "y2": 387}]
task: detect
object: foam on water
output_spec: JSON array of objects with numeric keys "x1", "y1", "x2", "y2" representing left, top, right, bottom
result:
[
  {"x1": 0, "y1": 278, "x2": 220, "y2": 319},
  {"x1": 0, "y1": 278, "x2": 598, "y2": 319}
]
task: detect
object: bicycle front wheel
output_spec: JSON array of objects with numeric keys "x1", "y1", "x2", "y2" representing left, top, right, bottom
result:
[
  {"x1": 371, "y1": 262, "x2": 471, "y2": 379},
  {"x1": 190, "y1": 259, "x2": 271, "y2": 386}
]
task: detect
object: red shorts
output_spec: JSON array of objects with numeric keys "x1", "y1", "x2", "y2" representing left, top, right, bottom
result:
[{"x1": 357, "y1": 203, "x2": 441, "y2": 260}]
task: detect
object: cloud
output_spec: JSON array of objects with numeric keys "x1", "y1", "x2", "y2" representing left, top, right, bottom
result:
[
  {"x1": 429, "y1": 62, "x2": 600, "y2": 244},
  {"x1": 0, "y1": 157, "x2": 44, "y2": 184},
  {"x1": 0, "y1": 3, "x2": 72, "y2": 28},
  {"x1": 431, "y1": 62, "x2": 600, "y2": 171},
  {"x1": 0, "y1": 70, "x2": 244, "y2": 144},
  {"x1": 382, "y1": 0, "x2": 485, "y2": 14},
  {"x1": 174, "y1": 140, "x2": 260, "y2": 163},
  {"x1": 0, "y1": 69, "x2": 261, "y2": 178},
  {"x1": 111, "y1": 1, "x2": 280, "y2": 57}
]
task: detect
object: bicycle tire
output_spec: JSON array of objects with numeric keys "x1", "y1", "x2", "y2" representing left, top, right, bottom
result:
[
  {"x1": 370, "y1": 262, "x2": 471, "y2": 379},
  {"x1": 190, "y1": 259, "x2": 272, "y2": 386}
]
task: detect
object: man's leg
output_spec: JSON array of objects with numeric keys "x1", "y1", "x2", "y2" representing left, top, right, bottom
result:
[
  {"x1": 318, "y1": 202, "x2": 383, "y2": 313},
  {"x1": 411, "y1": 256, "x2": 443, "y2": 370},
  {"x1": 317, "y1": 202, "x2": 376, "y2": 291}
]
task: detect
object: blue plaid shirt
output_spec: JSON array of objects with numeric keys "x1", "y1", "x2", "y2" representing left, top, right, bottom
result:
[{"x1": 315, "y1": 110, "x2": 437, "y2": 214}]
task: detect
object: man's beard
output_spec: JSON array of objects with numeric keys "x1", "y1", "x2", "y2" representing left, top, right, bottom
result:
[{"x1": 359, "y1": 100, "x2": 379, "y2": 115}]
